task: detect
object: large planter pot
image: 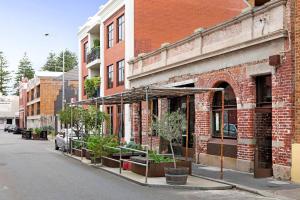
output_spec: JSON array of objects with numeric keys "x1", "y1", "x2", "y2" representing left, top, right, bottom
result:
[
  {"x1": 102, "y1": 156, "x2": 120, "y2": 168},
  {"x1": 164, "y1": 167, "x2": 189, "y2": 185},
  {"x1": 130, "y1": 156, "x2": 191, "y2": 177},
  {"x1": 32, "y1": 134, "x2": 40, "y2": 140},
  {"x1": 72, "y1": 149, "x2": 82, "y2": 157},
  {"x1": 39, "y1": 131, "x2": 48, "y2": 140}
]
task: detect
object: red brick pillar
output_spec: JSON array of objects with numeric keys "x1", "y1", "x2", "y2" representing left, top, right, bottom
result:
[
  {"x1": 194, "y1": 93, "x2": 211, "y2": 164},
  {"x1": 132, "y1": 103, "x2": 140, "y2": 144}
]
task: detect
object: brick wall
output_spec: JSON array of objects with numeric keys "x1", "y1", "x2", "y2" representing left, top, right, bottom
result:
[
  {"x1": 134, "y1": 0, "x2": 248, "y2": 56},
  {"x1": 40, "y1": 79, "x2": 62, "y2": 116},
  {"x1": 294, "y1": 0, "x2": 300, "y2": 143},
  {"x1": 132, "y1": 56, "x2": 294, "y2": 168}
]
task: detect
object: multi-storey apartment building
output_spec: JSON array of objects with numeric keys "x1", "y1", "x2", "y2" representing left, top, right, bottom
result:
[
  {"x1": 21, "y1": 69, "x2": 78, "y2": 130},
  {"x1": 78, "y1": 0, "x2": 249, "y2": 141},
  {"x1": 19, "y1": 78, "x2": 28, "y2": 129}
]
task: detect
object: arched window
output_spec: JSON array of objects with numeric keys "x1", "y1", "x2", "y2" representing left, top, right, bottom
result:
[{"x1": 212, "y1": 82, "x2": 237, "y2": 139}]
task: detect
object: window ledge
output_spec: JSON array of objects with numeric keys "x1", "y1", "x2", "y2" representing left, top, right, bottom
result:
[{"x1": 208, "y1": 138, "x2": 237, "y2": 146}]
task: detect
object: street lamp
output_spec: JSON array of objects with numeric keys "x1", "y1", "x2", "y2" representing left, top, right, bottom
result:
[{"x1": 44, "y1": 33, "x2": 65, "y2": 110}]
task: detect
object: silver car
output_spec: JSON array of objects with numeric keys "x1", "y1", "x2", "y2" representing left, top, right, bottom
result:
[{"x1": 55, "y1": 129, "x2": 79, "y2": 151}]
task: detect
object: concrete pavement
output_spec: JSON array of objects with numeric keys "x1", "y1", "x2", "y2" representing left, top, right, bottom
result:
[
  {"x1": 193, "y1": 164, "x2": 300, "y2": 200},
  {"x1": 0, "y1": 131, "x2": 278, "y2": 200}
]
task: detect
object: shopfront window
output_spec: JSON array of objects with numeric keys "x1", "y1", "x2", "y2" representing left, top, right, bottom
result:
[{"x1": 212, "y1": 82, "x2": 237, "y2": 138}]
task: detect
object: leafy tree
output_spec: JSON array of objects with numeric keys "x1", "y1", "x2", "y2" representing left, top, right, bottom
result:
[
  {"x1": 43, "y1": 49, "x2": 78, "y2": 72},
  {"x1": 14, "y1": 53, "x2": 35, "y2": 95},
  {"x1": 152, "y1": 111, "x2": 185, "y2": 168},
  {"x1": 42, "y1": 52, "x2": 58, "y2": 72},
  {"x1": 59, "y1": 105, "x2": 108, "y2": 138},
  {"x1": 84, "y1": 77, "x2": 101, "y2": 98},
  {"x1": 0, "y1": 51, "x2": 10, "y2": 95}
]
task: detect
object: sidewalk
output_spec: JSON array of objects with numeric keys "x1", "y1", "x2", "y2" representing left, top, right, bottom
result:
[
  {"x1": 64, "y1": 153, "x2": 233, "y2": 190},
  {"x1": 192, "y1": 164, "x2": 300, "y2": 200}
]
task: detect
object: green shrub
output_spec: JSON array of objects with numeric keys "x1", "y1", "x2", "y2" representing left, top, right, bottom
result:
[
  {"x1": 33, "y1": 128, "x2": 42, "y2": 135},
  {"x1": 149, "y1": 152, "x2": 174, "y2": 164},
  {"x1": 87, "y1": 135, "x2": 119, "y2": 159}
]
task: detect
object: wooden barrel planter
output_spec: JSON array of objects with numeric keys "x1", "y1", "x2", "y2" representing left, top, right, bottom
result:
[
  {"x1": 130, "y1": 156, "x2": 191, "y2": 177},
  {"x1": 164, "y1": 167, "x2": 189, "y2": 185}
]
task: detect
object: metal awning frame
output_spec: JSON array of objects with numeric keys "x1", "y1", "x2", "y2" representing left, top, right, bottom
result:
[{"x1": 69, "y1": 85, "x2": 225, "y2": 179}]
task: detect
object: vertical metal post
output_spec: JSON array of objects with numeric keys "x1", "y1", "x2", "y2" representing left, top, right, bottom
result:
[
  {"x1": 102, "y1": 97, "x2": 104, "y2": 136},
  {"x1": 70, "y1": 138, "x2": 73, "y2": 155},
  {"x1": 220, "y1": 90, "x2": 225, "y2": 180},
  {"x1": 62, "y1": 50, "x2": 65, "y2": 110},
  {"x1": 150, "y1": 99, "x2": 153, "y2": 150},
  {"x1": 119, "y1": 147, "x2": 122, "y2": 174},
  {"x1": 145, "y1": 87, "x2": 150, "y2": 149},
  {"x1": 95, "y1": 101, "x2": 98, "y2": 135},
  {"x1": 120, "y1": 93, "x2": 124, "y2": 144},
  {"x1": 81, "y1": 141, "x2": 83, "y2": 160},
  {"x1": 185, "y1": 95, "x2": 190, "y2": 160},
  {"x1": 145, "y1": 146, "x2": 149, "y2": 184}
]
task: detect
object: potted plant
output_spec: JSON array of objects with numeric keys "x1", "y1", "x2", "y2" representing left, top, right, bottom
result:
[
  {"x1": 152, "y1": 110, "x2": 189, "y2": 185},
  {"x1": 32, "y1": 128, "x2": 41, "y2": 140}
]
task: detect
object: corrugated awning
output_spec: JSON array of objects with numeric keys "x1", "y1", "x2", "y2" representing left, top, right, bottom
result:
[{"x1": 70, "y1": 86, "x2": 224, "y2": 106}]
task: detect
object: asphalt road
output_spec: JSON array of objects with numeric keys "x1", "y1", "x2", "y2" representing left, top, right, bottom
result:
[{"x1": 0, "y1": 131, "x2": 277, "y2": 200}]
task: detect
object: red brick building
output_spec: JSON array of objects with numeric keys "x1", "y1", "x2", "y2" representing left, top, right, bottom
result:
[
  {"x1": 128, "y1": 0, "x2": 294, "y2": 180},
  {"x1": 78, "y1": 0, "x2": 248, "y2": 140}
]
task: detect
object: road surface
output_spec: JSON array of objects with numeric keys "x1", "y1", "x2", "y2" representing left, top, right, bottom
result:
[{"x1": 0, "y1": 131, "x2": 276, "y2": 200}]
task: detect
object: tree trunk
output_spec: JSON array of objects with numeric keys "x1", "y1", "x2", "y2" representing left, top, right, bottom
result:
[{"x1": 170, "y1": 142, "x2": 176, "y2": 168}]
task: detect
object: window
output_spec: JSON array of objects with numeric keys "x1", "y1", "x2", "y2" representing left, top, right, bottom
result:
[
  {"x1": 107, "y1": 65, "x2": 114, "y2": 89},
  {"x1": 107, "y1": 106, "x2": 114, "y2": 135},
  {"x1": 150, "y1": 99, "x2": 158, "y2": 136},
  {"x1": 31, "y1": 104, "x2": 34, "y2": 116},
  {"x1": 117, "y1": 60, "x2": 125, "y2": 86},
  {"x1": 256, "y1": 75, "x2": 272, "y2": 107},
  {"x1": 117, "y1": 15, "x2": 125, "y2": 42},
  {"x1": 37, "y1": 102, "x2": 40, "y2": 115},
  {"x1": 107, "y1": 23, "x2": 114, "y2": 48},
  {"x1": 36, "y1": 85, "x2": 40, "y2": 98},
  {"x1": 83, "y1": 42, "x2": 89, "y2": 63},
  {"x1": 212, "y1": 82, "x2": 237, "y2": 139},
  {"x1": 31, "y1": 89, "x2": 34, "y2": 101},
  {"x1": 117, "y1": 105, "x2": 124, "y2": 138}
]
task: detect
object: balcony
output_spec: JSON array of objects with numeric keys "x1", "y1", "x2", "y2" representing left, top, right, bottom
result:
[{"x1": 86, "y1": 47, "x2": 100, "y2": 69}]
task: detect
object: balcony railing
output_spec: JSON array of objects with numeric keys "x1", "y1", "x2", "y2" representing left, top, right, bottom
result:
[{"x1": 87, "y1": 47, "x2": 100, "y2": 64}]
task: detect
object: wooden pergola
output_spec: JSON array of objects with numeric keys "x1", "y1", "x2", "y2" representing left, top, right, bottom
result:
[{"x1": 70, "y1": 86, "x2": 226, "y2": 179}]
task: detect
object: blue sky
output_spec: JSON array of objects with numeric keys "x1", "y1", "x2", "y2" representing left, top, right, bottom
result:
[{"x1": 0, "y1": 0, "x2": 106, "y2": 74}]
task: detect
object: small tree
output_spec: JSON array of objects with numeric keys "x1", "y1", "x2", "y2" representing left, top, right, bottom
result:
[
  {"x1": 59, "y1": 105, "x2": 108, "y2": 137},
  {"x1": 14, "y1": 53, "x2": 35, "y2": 95},
  {"x1": 152, "y1": 110, "x2": 185, "y2": 168}
]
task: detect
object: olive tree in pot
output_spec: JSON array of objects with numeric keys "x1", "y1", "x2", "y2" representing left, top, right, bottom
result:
[{"x1": 152, "y1": 110, "x2": 188, "y2": 185}]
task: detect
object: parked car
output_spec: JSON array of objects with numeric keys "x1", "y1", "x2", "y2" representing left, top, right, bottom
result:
[
  {"x1": 55, "y1": 129, "x2": 81, "y2": 151},
  {"x1": 13, "y1": 127, "x2": 23, "y2": 134},
  {"x1": 7, "y1": 125, "x2": 16, "y2": 133},
  {"x1": 4, "y1": 125, "x2": 11, "y2": 132}
]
